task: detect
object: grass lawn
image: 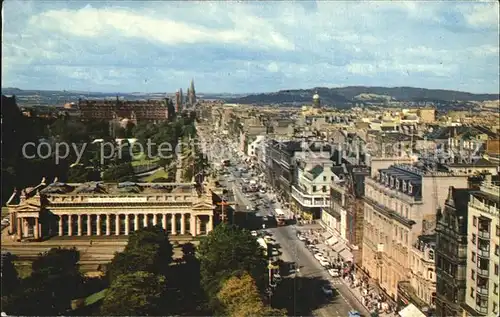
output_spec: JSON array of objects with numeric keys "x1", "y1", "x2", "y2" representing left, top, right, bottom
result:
[
  {"x1": 143, "y1": 169, "x2": 170, "y2": 182},
  {"x1": 84, "y1": 289, "x2": 108, "y2": 306},
  {"x1": 131, "y1": 151, "x2": 160, "y2": 167},
  {"x1": 14, "y1": 261, "x2": 33, "y2": 278}
]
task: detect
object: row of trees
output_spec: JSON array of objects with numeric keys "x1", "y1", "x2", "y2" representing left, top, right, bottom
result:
[
  {"x1": 1, "y1": 248, "x2": 103, "y2": 316},
  {"x1": 198, "y1": 224, "x2": 286, "y2": 316}
]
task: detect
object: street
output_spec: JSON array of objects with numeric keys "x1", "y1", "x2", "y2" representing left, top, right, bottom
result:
[{"x1": 196, "y1": 124, "x2": 369, "y2": 317}]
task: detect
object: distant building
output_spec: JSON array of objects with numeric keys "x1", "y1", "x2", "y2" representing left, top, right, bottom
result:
[
  {"x1": 79, "y1": 97, "x2": 170, "y2": 123},
  {"x1": 188, "y1": 79, "x2": 197, "y2": 105},
  {"x1": 313, "y1": 91, "x2": 321, "y2": 108}
]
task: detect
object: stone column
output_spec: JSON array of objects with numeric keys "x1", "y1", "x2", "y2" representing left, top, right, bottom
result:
[
  {"x1": 17, "y1": 218, "x2": 22, "y2": 239},
  {"x1": 171, "y1": 214, "x2": 176, "y2": 235},
  {"x1": 125, "y1": 216, "x2": 130, "y2": 235},
  {"x1": 106, "y1": 215, "x2": 111, "y2": 235},
  {"x1": 115, "y1": 215, "x2": 120, "y2": 235},
  {"x1": 208, "y1": 214, "x2": 213, "y2": 233},
  {"x1": 96, "y1": 215, "x2": 101, "y2": 236},
  {"x1": 143, "y1": 214, "x2": 148, "y2": 228},
  {"x1": 87, "y1": 215, "x2": 92, "y2": 236},
  {"x1": 197, "y1": 216, "x2": 201, "y2": 235},
  {"x1": 191, "y1": 215, "x2": 197, "y2": 237},
  {"x1": 134, "y1": 214, "x2": 139, "y2": 231},
  {"x1": 153, "y1": 214, "x2": 158, "y2": 226},
  {"x1": 9, "y1": 212, "x2": 15, "y2": 233},
  {"x1": 68, "y1": 215, "x2": 73, "y2": 236},
  {"x1": 77, "y1": 215, "x2": 82, "y2": 236},
  {"x1": 34, "y1": 218, "x2": 39, "y2": 239},
  {"x1": 58, "y1": 216, "x2": 63, "y2": 236},
  {"x1": 162, "y1": 214, "x2": 167, "y2": 230},
  {"x1": 181, "y1": 214, "x2": 186, "y2": 235}
]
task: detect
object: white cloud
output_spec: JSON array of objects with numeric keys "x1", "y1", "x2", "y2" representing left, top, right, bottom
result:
[
  {"x1": 28, "y1": 5, "x2": 295, "y2": 50},
  {"x1": 2, "y1": 1, "x2": 499, "y2": 94},
  {"x1": 461, "y1": 2, "x2": 499, "y2": 28}
]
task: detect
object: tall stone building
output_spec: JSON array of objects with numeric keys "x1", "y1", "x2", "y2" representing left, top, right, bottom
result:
[
  {"x1": 362, "y1": 163, "x2": 468, "y2": 300},
  {"x1": 462, "y1": 176, "x2": 499, "y2": 317},
  {"x1": 435, "y1": 187, "x2": 472, "y2": 317}
]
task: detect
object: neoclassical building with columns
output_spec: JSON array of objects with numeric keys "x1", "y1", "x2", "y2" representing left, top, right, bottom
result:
[{"x1": 7, "y1": 180, "x2": 216, "y2": 241}]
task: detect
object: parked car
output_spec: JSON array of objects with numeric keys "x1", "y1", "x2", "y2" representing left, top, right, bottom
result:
[
  {"x1": 314, "y1": 253, "x2": 325, "y2": 261},
  {"x1": 319, "y1": 259, "x2": 330, "y2": 267},
  {"x1": 251, "y1": 230, "x2": 258, "y2": 237},
  {"x1": 328, "y1": 268, "x2": 341, "y2": 277}
]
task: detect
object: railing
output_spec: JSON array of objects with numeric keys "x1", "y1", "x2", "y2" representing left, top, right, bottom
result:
[
  {"x1": 291, "y1": 185, "x2": 329, "y2": 207},
  {"x1": 476, "y1": 286, "x2": 489, "y2": 295},
  {"x1": 477, "y1": 268, "x2": 489, "y2": 277},
  {"x1": 477, "y1": 248, "x2": 490, "y2": 258},
  {"x1": 478, "y1": 230, "x2": 490, "y2": 239},
  {"x1": 476, "y1": 305, "x2": 488, "y2": 314}
]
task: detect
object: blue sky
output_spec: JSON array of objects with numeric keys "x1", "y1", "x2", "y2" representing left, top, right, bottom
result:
[{"x1": 2, "y1": 1, "x2": 499, "y2": 94}]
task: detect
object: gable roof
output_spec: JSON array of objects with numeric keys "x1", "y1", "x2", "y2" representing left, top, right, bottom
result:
[{"x1": 305, "y1": 165, "x2": 324, "y2": 181}]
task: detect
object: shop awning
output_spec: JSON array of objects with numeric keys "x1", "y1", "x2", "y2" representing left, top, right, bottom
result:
[
  {"x1": 333, "y1": 242, "x2": 346, "y2": 253},
  {"x1": 326, "y1": 236, "x2": 338, "y2": 246},
  {"x1": 398, "y1": 304, "x2": 426, "y2": 317},
  {"x1": 339, "y1": 248, "x2": 354, "y2": 262}
]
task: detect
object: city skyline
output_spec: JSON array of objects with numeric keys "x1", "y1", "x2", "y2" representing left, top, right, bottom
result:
[{"x1": 2, "y1": 1, "x2": 499, "y2": 94}]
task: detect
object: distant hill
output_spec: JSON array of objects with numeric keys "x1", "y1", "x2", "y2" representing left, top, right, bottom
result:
[
  {"x1": 227, "y1": 86, "x2": 499, "y2": 105},
  {"x1": 0, "y1": 88, "x2": 235, "y2": 107}
]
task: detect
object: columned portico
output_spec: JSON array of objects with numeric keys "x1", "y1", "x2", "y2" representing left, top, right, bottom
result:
[{"x1": 8, "y1": 181, "x2": 219, "y2": 241}]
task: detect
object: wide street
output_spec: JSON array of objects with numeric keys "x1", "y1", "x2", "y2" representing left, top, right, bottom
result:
[{"x1": 197, "y1": 124, "x2": 369, "y2": 317}]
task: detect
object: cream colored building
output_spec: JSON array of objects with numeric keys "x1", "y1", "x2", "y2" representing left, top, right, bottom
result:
[
  {"x1": 362, "y1": 164, "x2": 468, "y2": 300},
  {"x1": 462, "y1": 178, "x2": 499, "y2": 317},
  {"x1": 7, "y1": 180, "x2": 215, "y2": 241}
]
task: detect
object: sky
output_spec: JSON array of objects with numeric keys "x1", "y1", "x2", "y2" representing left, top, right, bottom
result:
[{"x1": 2, "y1": 1, "x2": 499, "y2": 94}]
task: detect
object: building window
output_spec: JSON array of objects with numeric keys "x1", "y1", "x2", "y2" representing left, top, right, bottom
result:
[
  {"x1": 493, "y1": 302, "x2": 498, "y2": 314},
  {"x1": 496, "y1": 245, "x2": 499, "y2": 256},
  {"x1": 494, "y1": 283, "x2": 498, "y2": 295},
  {"x1": 322, "y1": 186, "x2": 327, "y2": 192},
  {"x1": 313, "y1": 186, "x2": 317, "y2": 192},
  {"x1": 472, "y1": 233, "x2": 476, "y2": 245},
  {"x1": 324, "y1": 176, "x2": 327, "y2": 181},
  {"x1": 470, "y1": 287, "x2": 474, "y2": 298},
  {"x1": 471, "y1": 269, "x2": 475, "y2": 280},
  {"x1": 472, "y1": 252, "x2": 476, "y2": 263},
  {"x1": 473, "y1": 216, "x2": 477, "y2": 227},
  {"x1": 495, "y1": 264, "x2": 499, "y2": 276},
  {"x1": 497, "y1": 225, "x2": 500, "y2": 237}
]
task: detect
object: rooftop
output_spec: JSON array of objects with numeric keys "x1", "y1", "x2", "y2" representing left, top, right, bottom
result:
[{"x1": 38, "y1": 182, "x2": 197, "y2": 196}]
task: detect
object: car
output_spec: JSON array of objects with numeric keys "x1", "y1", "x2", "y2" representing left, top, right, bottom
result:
[
  {"x1": 251, "y1": 230, "x2": 258, "y2": 237},
  {"x1": 314, "y1": 253, "x2": 324, "y2": 261},
  {"x1": 298, "y1": 235, "x2": 307, "y2": 241},
  {"x1": 348, "y1": 311, "x2": 361, "y2": 317},
  {"x1": 321, "y1": 284, "x2": 333, "y2": 296},
  {"x1": 319, "y1": 259, "x2": 330, "y2": 267},
  {"x1": 328, "y1": 269, "x2": 341, "y2": 277}
]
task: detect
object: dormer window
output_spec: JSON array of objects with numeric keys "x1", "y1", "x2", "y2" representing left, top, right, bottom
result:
[
  {"x1": 396, "y1": 179, "x2": 400, "y2": 190},
  {"x1": 403, "y1": 181, "x2": 407, "y2": 192},
  {"x1": 408, "y1": 182, "x2": 413, "y2": 194}
]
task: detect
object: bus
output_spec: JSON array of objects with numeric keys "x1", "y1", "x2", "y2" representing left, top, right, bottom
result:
[{"x1": 275, "y1": 209, "x2": 286, "y2": 226}]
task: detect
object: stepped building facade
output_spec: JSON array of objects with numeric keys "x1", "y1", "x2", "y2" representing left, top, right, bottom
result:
[{"x1": 7, "y1": 180, "x2": 215, "y2": 241}]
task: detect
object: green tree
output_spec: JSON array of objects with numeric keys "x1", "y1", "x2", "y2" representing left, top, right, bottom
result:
[
  {"x1": 107, "y1": 226, "x2": 173, "y2": 283},
  {"x1": 100, "y1": 271, "x2": 166, "y2": 316},
  {"x1": 102, "y1": 162, "x2": 136, "y2": 182},
  {"x1": 1, "y1": 253, "x2": 20, "y2": 297},
  {"x1": 217, "y1": 272, "x2": 286, "y2": 317},
  {"x1": 198, "y1": 224, "x2": 267, "y2": 299},
  {"x1": 67, "y1": 164, "x2": 90, "y2": 182},
  {"x1": 3, "y1": 247, "x2": 83, "y2": 316}
]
